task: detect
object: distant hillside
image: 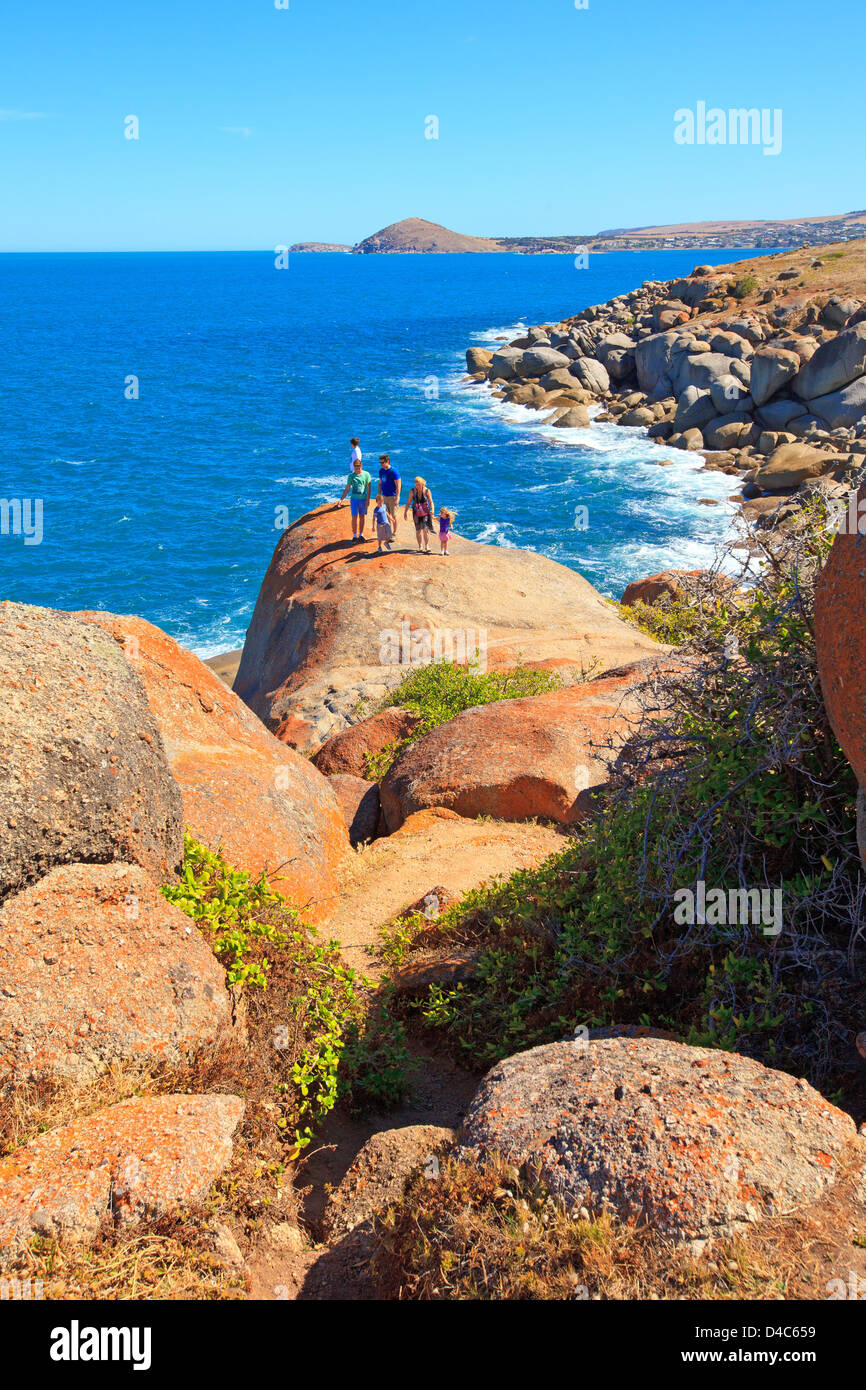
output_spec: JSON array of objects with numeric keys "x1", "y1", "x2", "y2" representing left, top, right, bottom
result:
[
  {"x1": 586, "y1": 209, "x2": 866, "y2": 253},
  {"x1": 289, "y1": 241, "x2": 352, "y2": 253},
  {"x1": 294, "y1": 211, "x2": 866, "y2": 256},
  {"x1": 352, "y1": 218, "x2": 504, "y2": 254}
]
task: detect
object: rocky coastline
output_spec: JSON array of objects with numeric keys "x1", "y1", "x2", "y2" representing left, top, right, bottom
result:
[
  {"x1": 4, "y1": 247, "x2": 866, "y2": 1301},
  {"x1": 465, "y1": 237, "x2": 866, "y2": 539},
  {"x1": 2, "y1": 467, "x2": 866, "y2": 1298}
]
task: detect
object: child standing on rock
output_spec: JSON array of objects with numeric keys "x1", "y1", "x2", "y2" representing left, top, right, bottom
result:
[
  {"x1": 373, "y1": 494, "x2": 393, "y2": 553},
  {"x1": 438, "y1": 507, "x2": 454, "y2": 556}
]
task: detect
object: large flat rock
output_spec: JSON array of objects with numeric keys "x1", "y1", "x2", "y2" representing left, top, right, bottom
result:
[
  {"x1": 233, "y1": 504, "x2": 662, "y2": 755},
  {"x1": 459, "y1": 1037, "x2": 860, "y2": 1239},
  {"x1": 77, "y1": 613, "x2": 349, "y2": 923},
  {"x1": 0, "y1": 863, "x2": 234, "y2": 1087},
  {"x1": 0, "y1": 1093, "x2": 243, "y2": 1261},
  {"x1": 379, "y1": 668, "x2": 651, "y2": 830}
]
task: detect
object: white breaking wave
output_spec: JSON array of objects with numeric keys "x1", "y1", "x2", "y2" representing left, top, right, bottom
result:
[
  {"x1": 448, "y1": 370, "x2": 743, "y2": 584},
  {"x1": 471, "y1": 521, "x2": 521, "y2": 548},
  {"x1": 471, "y1": 321, "x2": 528, "y2": 344},
  {"x1": 274, "y1": 473, "x2": 346, "y2": 488}
]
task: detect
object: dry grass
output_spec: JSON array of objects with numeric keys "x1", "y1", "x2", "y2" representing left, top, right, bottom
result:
[
  {"x1": 715, "y1": 236, "x2": 866, "y2": 306},
  {"x1": 8, "y1": 1217, "x2": 246, "y2": 1301},
  {"x1": 373, "y1": 1153, "x2": 866, "y2": 1302},
  {"x1": 0, "y1": 950, "x2": 314, "y2": 1298}
]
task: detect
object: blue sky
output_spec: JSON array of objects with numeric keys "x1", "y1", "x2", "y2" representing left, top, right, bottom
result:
[{"x1": 1, "y1": 0, "x2": 862, "y2": 251}]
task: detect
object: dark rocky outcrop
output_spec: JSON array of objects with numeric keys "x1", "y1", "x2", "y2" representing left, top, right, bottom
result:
[{"x1": 0, "y1": 602, "x2": 183, "y2": 904}]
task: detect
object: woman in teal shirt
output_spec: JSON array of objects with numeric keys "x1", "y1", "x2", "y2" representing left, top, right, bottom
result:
[{"x1": 339, "y1": 457, "x2": 372, "y2": 541}]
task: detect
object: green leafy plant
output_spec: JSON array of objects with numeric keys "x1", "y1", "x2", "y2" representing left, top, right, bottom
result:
[
  {"x1": 161, "y1": 835, "x2": 291, "y2": 988},
  {"x1": 364, "y1": 660, "x2": 564, "y2": 779},
  {"x1": 394, "y1": 508, "x2": 866, "y2": 1096},
  {"x1": 162, "y1": 836, "x2": 413, "y2": 1151},
  {"x1": 339, "y1": 998, "x2": 417, "y2": 1112}
]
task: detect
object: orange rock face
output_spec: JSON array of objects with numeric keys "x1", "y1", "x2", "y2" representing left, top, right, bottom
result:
[
  {"x1": 459, "y1": 1038, "x2": 860, "y2": 1239},
  {"x1": 234, "y1": 504, "x2": 662, "y2": 755},
  {"x1": 814, "y1": 484, "x2": 866, "y2": 794},
  {"x1": 313, "y1": 707, "x2": 420, "y2": 777},
  {"x1": 621, "y1": 569, "x2": 703, "y2": 606},
  {"x1": 0, "y1": 1093, "x2": 243, "y2": 1258},
  {"x1": 77, "y1": 613, "x2": 349, "y2": 922},
  {"x1": 0, "y1": 863, "x2": 235, "y2": 1087},
  {"x1": 380, "y1": 669, "x2": 650, "y2": 830}
]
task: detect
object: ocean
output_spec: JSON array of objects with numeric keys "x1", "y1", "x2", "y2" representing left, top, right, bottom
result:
[{"x1": 0, "y1": 248, "x2": 761, "y2": 656}]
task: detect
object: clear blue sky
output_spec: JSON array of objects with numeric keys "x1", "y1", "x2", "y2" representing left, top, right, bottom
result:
[{"x1": 1, "y1": 0, "x2": 862, "y2": 251}]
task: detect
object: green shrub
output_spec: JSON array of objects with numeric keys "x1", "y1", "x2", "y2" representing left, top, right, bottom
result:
[
  {"x1": 339, "y1": 997, "x2": 417, "y2": 1112},
  {"x1": 162, "y1": 836, "x2": 292, "y2": 988},
  {"x1": 364, "y1": 660, "x2": 564, "y2": 779},
  {"x1": 162, "y1": 836, "x2": 413, "y2": 1151},
  {"x1": 616, "y1": 596, "x2": 704, "y2": 645},
  {"x1": 730, "y1": 274, "x2": 759, "y2": 300},
  {"x1": 396, "y1": 510, "x2": 865, "y2": 1096}
]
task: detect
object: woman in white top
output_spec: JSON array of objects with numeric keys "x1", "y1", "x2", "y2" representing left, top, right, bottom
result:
[{"x1": 350, "y1": 437, "x2": 362, "y2": 467}]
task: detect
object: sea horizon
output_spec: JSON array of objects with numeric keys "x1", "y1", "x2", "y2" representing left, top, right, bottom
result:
[{"x1": 0, "y1": 247, "x2": 763, "y2": 656}]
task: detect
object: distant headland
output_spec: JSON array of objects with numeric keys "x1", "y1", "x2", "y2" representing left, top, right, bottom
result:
[{"x1": 290, "y1": 211, "x2": 866, "y2": 256}]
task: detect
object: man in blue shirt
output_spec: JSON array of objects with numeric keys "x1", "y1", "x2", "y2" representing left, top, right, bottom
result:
[{"x1": 378, "y1": 454, "x2": 402, "y2": 539}]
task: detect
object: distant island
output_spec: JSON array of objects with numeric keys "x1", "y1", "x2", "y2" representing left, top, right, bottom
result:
[
  {"x1": 290, "y1": 211, "x2": 866, "y2": 256},
  {"x1": 289, "y1": 241, "x2": 353, "y2": 253}
]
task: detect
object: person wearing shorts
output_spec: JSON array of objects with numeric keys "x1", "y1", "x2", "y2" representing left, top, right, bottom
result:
[
  {"x1": 404, "y1": 475, "x2": 435, "y2": 554},
  {"x1": 378, "y1": 454, "x2": 401, "y2": 538},
  {"x1": 339, "y1": 456, "x2": 372, "y2": 540},
  {"x1": 373, "y1": 495, "x2": 393, "y2": 553}
]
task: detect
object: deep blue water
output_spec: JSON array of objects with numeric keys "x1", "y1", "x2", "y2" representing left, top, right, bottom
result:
[{"x1": 0, "y1": 248, "x2": 762, "y2": 655}]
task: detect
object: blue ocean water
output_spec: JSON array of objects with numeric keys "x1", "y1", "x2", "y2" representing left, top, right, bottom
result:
[{"x1": 0, "y1": 248, "x2": 761, "y2": 656}]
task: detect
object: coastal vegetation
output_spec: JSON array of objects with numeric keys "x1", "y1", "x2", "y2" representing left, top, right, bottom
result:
[
  {"x1": 162, "y1": 835, "x2": 413, "y2": 1150},
  {"x1": 364, "y1": 659, "x2": 563, "y2": 778},
  {"x1": 384, "y1": 510, "x2": 864, "y2": 1100}
]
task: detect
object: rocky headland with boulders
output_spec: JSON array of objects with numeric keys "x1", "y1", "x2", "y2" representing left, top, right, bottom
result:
[
  {"x1": 4, "y1": 259, "x2": 866, "y2": 1296},
  {"x1": 466, "y1": 237, "x2": 866, "y2": 539}
]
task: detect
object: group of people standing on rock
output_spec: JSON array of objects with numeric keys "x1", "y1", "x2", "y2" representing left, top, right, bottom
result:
[{"x1": 338, "y1": 437, "x2": 454, "y2": 556}]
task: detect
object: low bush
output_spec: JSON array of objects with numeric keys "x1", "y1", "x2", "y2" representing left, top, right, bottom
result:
[
  {"x1": 162, "y1": 836, "x2": 414, "y2": 1151},
  {"x1": 392, "y1": 509, "x2": 866, "y2": 1100},
  {"x1": 730, "y1": 274, "x2": 759, "y2": 300},
  {"x1": 364, "y1": 659, "x2": 563, "y2": 778},
  {"x1": 373, "y1": 1155, "x2": 791, "y2": 1300}
]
